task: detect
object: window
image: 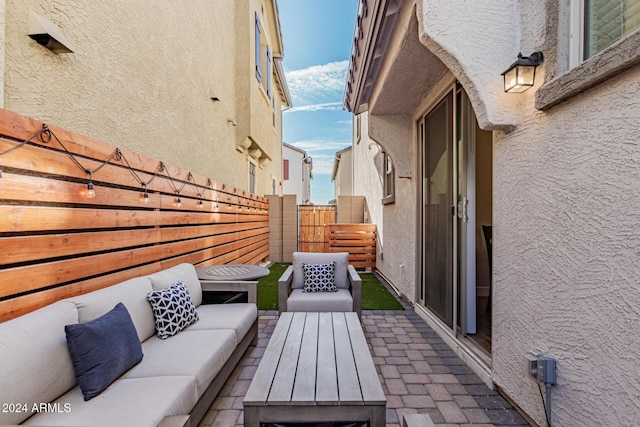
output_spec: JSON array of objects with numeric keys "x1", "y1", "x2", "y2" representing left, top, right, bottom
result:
[
  {"x1": 255, "y1": 11, "x2": 272, "y2": 99},
  {"x1": 382, "y1": 151, "x2": 395, "y2": 204},
  {"x1": 537, "y1": 0, "x2": 640, "y2": 109},
  {"x1": 272, "y1": 96, "x2": 276, "y2": 128},
  {"x1": 283, "y1": 159, "x2": 289, "y2": 180},
  {"x1": 571, "y1": 0, "x2": 640, "y2": 66},
  {"x1": 266, "y1": 47, "x2": 272, "y2": 98},
  {"x1": 249, "y1": 162, "x2": 256, "y2": 194},
  {"x1": 255, "y1": 12, "x2": 261, "y2": 82}
]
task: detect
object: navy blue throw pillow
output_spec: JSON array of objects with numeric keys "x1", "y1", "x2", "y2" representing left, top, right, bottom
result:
[{"x1": 65, "y1": 302, "x2": 143, "y2": 401}]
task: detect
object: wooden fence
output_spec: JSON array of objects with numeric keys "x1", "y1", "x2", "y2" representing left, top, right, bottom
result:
[
  {"x1": 295, "y1": 206, "x2": 376, "y2": 270},
  {"x1": 0, "y1": 109, "x2": 268, "y2": 321},
  {"x1": 328, "y1": 224, "x2": 376, "y2": 271},
  {"x1": 298, "y1": 205, "x2": 335, "y2": 253}
]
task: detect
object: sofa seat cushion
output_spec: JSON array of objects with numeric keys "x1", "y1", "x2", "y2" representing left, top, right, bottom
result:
[
  {"x1": 123, "y1": 329, "x2": 235, "y2": 397},
  {"x1": 65, "y1": 303, "x2": 143, "y2": 401},
  {"x1": 148, "y1": 263, "x2": 203, "y2": 307},
  {"x1": 66, "y1": 276, "x2": 156, "y2": 342},
  {"x1": 0, "y1": 302, "x2": 78, "y2": 425},
  {"x1": 286, "y1": 288, "x2": 353, "y2": 312},
  {"x1": 189, "y1": 303, "x2": 257, "y2": 346},
  {"x1": 292, "y1": 252, "x2": 349, "y2": 289},
  {"x1": 23, "y1": 376, "x2": 197, "y2": 427}
]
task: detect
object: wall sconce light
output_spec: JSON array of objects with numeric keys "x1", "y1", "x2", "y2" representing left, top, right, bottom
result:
[
  {"x1": 28, "y1": 10, "x2": 75, "y2": 54},
  {"x1": 501, "y1": 52, "x2": 544, "y2": 93}
]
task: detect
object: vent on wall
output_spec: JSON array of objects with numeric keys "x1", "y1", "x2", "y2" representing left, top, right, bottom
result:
[{"x1": 28, "y1": 10, "x2": 75, "y2": 54}]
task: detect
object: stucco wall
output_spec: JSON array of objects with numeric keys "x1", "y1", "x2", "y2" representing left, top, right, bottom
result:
[
  {"x1": 334, "y1": 148, "x2": 353, "y2": 197},
  {"x1": 283, "y1": 144, "x2": 304, "y2": 203},
  {"x1": 351, "y1": 0, "x2": 640, "y2": 424},
  {"x1": 413, "y1": 0, "x2": 640, "y2": 423},
  {"x1": 493, "y1": 68, "x2": 640, "y2": 426},
  {"x1": 353, "y1": 112, "x2": 416, "y2": 301},
  {"x1": 3, "y1": 0, "x2": 285, "y2": 196}
]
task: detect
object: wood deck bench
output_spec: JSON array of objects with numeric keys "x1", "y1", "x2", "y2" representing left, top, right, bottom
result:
[{"x1": 244, "y1": 312, "x2": 386, "y2": 426}]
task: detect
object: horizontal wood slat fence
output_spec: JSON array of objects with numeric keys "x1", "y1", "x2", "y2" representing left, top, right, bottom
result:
[
  {"x1": 328, "y1": 224, "x2": 376, "y2": 271},
  {"x1": 0, "y1": 108, "x2": 268, "y2": 321}
]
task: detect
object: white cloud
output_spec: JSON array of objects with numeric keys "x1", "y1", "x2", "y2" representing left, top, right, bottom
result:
[
  {"x1": 285, "y1": 60, "x2": 349, "y2": 107},
  {"x1": 289, "y1": 139, "x2": 351, "y2": 153},
  {"x1": 285, "y1": 102, "x2": 344, "y2": 113},
  {"x1": 287, "y1": 140, "x2": 352, "y2": 176},
  {"x1": 311, "y1": 156, "x2": 337, "y2": 175}
]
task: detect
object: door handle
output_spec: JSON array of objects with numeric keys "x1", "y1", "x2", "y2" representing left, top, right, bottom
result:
[{"x1": 457, "y1": 198, "x2": 469, "y2": 222}]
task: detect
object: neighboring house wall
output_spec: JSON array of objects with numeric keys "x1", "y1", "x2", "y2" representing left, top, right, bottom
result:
[
  {"x1": 346, "y1": 0, "x2": 640, "y2": 425},
  {"x1": 2, "y1": 0, "x2": 290, "y2": 197},
  {"x1": 282, "y1": 142, "x2": 312, "y2": 204},
  {"x1": 331, "y1": 147, "x2": 353, "y2": 197},
  {"x1": 352, "y1": 112, "x2": 415, "y2": 299}
]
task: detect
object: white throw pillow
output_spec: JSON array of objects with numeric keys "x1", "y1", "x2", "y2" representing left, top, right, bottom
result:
[{"x1": 146, "y1": 281, "x2": 199, "y2": 339}]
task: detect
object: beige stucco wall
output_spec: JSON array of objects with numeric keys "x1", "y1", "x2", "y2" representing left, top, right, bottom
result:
[
  {"x1": 415, "y1": 1, "x2": 640, "y2": 423},
  {"x1": 350, "y1": 0, "x2": 640, "y2": 424},
  {"x1": 3, "y1": 0, "x2": 286, "y2": 196},
  {"x1": 492, "y1": 69, "x2": 640, "y2": 426},
  {"x1": 352, "y1": 112, "x2": 416, "y2": 302},
  {"x1": 333, "y1": 148, "x2": 353, "y2": 197}
]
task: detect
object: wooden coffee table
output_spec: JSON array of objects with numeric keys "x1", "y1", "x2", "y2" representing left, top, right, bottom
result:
[{"x1": 244, "y1": 312, "x2": 386, "y2": 426}]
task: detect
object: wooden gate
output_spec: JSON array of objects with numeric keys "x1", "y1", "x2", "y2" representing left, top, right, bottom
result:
[{"x1": 298, "y1": 205, "x2": 335, "y2": 252}]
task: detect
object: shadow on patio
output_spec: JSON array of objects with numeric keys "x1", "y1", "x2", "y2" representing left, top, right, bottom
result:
[{"x1": 199, "y1": 309, "x2": 529, "y2": 427}]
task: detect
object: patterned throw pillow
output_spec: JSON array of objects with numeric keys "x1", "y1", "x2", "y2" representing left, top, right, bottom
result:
[
  {"x1": 302, "y1": 262, "x2": 337, "y2": 292},
  {"x1": 146, "y1": 281, "x2": 199, "y2": 339}
]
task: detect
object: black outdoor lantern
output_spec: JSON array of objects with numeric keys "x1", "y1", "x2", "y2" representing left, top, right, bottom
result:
[{"x1": 501, "y1": 52, "x2": 544, "y2": 93}]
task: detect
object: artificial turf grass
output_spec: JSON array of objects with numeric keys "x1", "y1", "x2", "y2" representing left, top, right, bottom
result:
[
  {"x1": 359, "y1": 272, "x2": 404, "y2": 311},
  {"x1": 257, "y1": 263, "x2": 404, "y2": 311},
  {"x1": 257, "y1": 262, "x2": 289, "y2": 310}
]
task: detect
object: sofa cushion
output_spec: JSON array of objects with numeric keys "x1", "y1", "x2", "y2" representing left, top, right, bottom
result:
[
  {"x1": 286, "y1": 288, "x2": 353, "y2": 312},
  {"x1": 191, "y1": 303, "x2": 257, "y2": 346},
  {"x1": 66, "y1": 276, "x2": 156, "y2": 342},
  {"x1": 0, "y1": 302, "x2": 78, "y2": 425},
  {"x1": 65, "y1": 303, "x2": 143, "y2": 401},
  {"x1": 148, "y1": 263, "x2": 203, "y2": 307},
  {"x1": 123, "y1": 329, "x2": 236, "y2": 397},
  {"x1": 302, "y1": 261, "x2": 337, "y2": 292},
  {"x1": 292, "y1": 252, "x2": 349, "y2": 289},
  {"x1": 23, "y1": 376, "x2": 197, "y2": 427},
  {"x1": 147, "y1": 281, "x2": 199, "y2": 339}
]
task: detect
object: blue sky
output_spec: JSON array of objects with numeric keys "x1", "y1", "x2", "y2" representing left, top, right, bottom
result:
[{"x1": 278, "y1": 0, "x2": 359, "y2": 204}]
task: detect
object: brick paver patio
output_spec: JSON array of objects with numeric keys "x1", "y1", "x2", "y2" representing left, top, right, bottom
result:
[{"x1": 198, "y1": 308, "x2": 528, "y2": 427}]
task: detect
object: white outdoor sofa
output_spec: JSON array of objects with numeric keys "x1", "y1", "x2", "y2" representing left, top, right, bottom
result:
[{"x1": 0, "y1": 263, "x2": 258, "y2": 427}]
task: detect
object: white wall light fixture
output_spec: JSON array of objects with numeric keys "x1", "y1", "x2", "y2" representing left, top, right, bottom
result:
[
  {"x1": 501, "y1": 52, "x2": 544, "y2": 93},
  {"x1": 28, "y1": 10, "x2": 75, "y2": 54}
]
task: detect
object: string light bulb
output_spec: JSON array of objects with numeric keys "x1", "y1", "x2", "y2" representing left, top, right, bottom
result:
[
  {"x1": 139, "y1": 184, "x2": 150, "y2": 204},
  {"x1": 197, "y1": 200, "x2": 204, "y2": 208},
  {"x1": 86, "y1": 181, "x2": 96, "y2": 198},
  {"x1": 174, "y1": 197, "x2": 182, "y2": 208}
]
